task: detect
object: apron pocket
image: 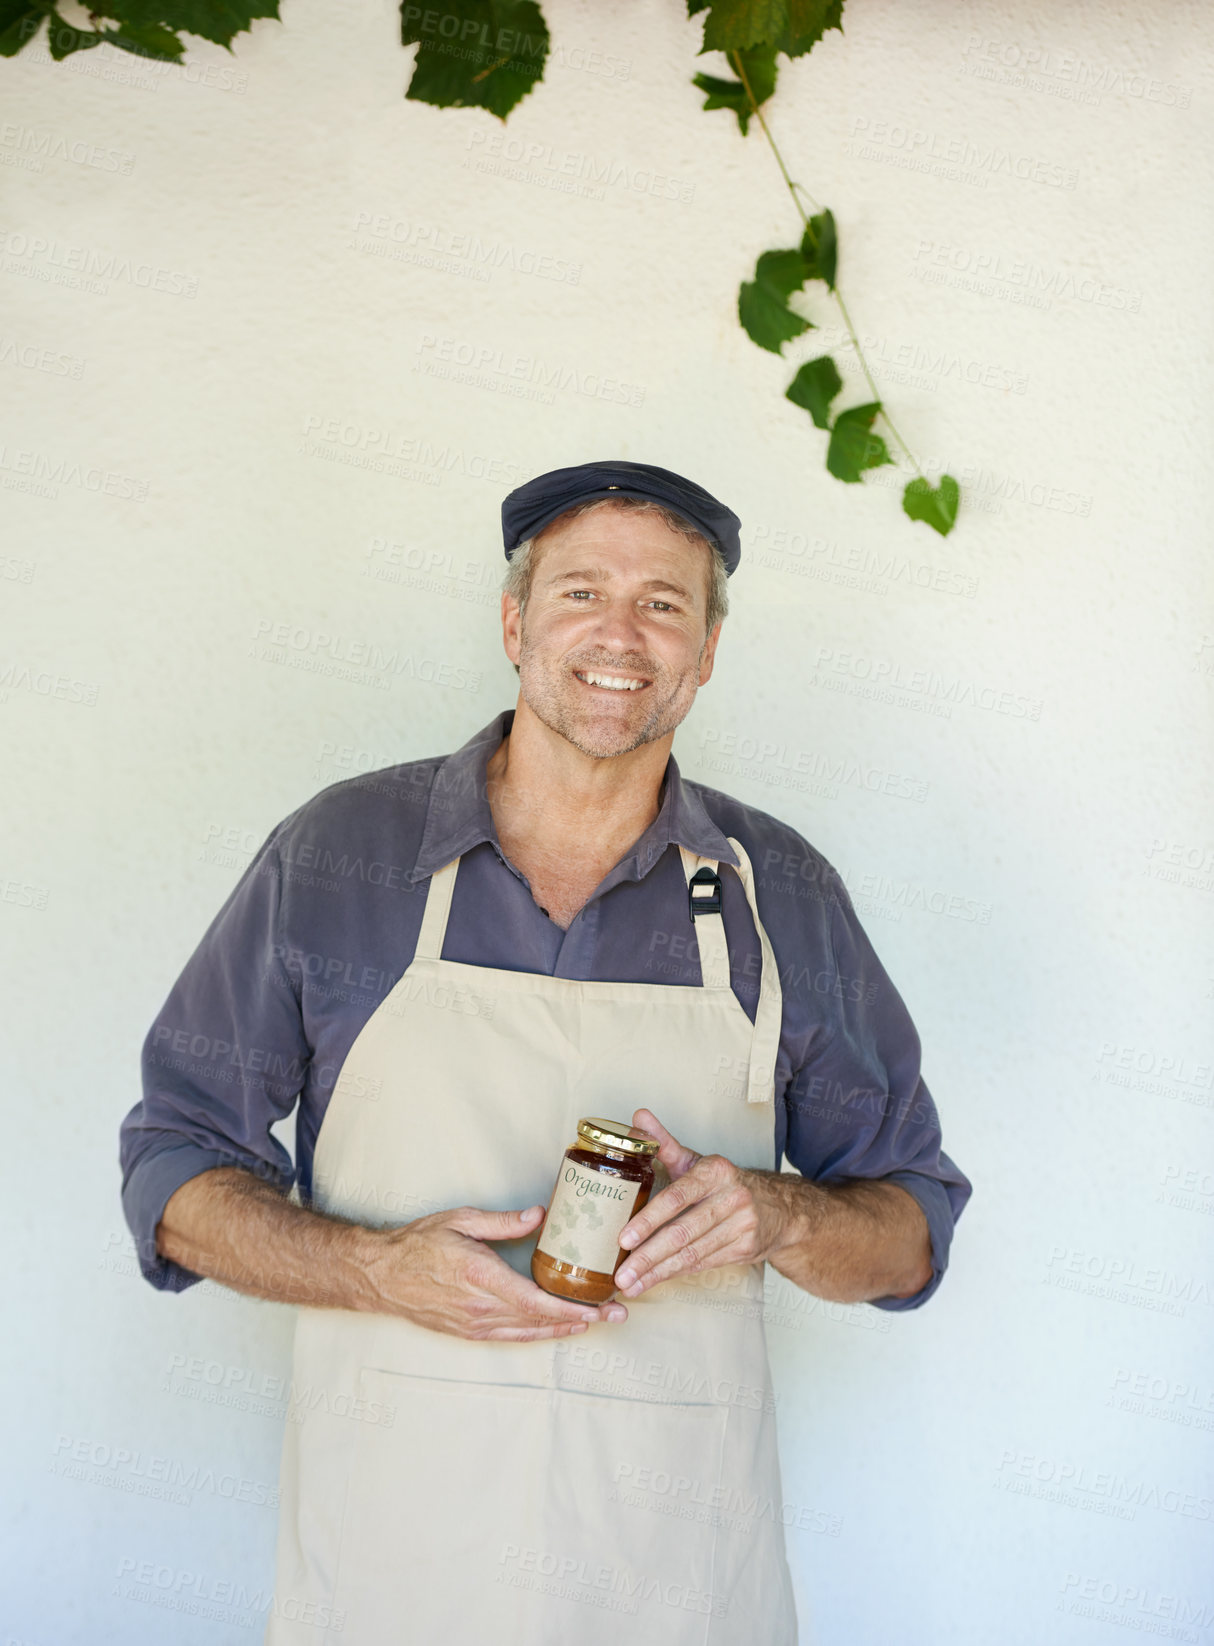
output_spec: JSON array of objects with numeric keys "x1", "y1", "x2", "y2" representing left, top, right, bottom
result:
[
  {"x1": 332, "y1": 1368, "x2": 728, "y2": 1646},
  {"x1": 544, "y1": 1383, "x2": 729, "y2": 1645}
]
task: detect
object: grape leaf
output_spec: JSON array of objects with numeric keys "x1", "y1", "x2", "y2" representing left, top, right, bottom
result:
[
  {"x1": 0, "y1": 0, "x2": 41, "y2": 27},
  {"x1": 0, "y1": 0, "x2": 51, "y2": 56},
  {"x1": 903, "y1": 474, "x2": 960, "y2": 536},
  {"x1": 402, "y1": 0, "x2": 549, "y2": 121},
  {"x1": 738, "y1": 247, "x2": 812, "y2": 354},
  {"x1": 775, "y1": 0, "x2": 842, "y2": 58},
  {"x1": 692, "y1": 45, "x2": 777, "y2": 134},
  {"x1": 46, "y1": 12, "x2": 110, "y2": 56},
  {"x1": 800, "y1": 207, "x2": 837, "y2": 288},
  {"x1": 785, "y1": 355, "x2": 842, "y2": 429},
  {"x1": 102, "y1": 18, "x2": 184, "y2": 58},
  {"x1": 85, "y1": 0, "x2": 276, "y2": 47},
  {"x1": 697, "y1": 0, "x2": 842, "y2": 58},
  {"x1": 701, "y1": 0, "x2": 787, "y2": 53},
  {"x1": 826, "y1": 402, "x2": 892, "y2": 482}
]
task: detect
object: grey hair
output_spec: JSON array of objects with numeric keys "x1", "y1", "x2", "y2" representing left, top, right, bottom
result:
[{"x1": 501, "y1": 495, "x2": 730, "y2": 647}]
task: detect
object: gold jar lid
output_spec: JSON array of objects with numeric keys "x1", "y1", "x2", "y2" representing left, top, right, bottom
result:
[{"x1": 577, "y1": 1117, "x2": 660, "y2": 1156}]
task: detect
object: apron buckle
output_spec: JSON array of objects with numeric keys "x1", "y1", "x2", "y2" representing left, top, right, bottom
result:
[{"x1": 688, "y1": 866, "x2": 722, "y2": 921}]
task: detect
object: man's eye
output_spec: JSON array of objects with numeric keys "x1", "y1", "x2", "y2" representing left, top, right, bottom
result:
[
  {"x1": 567, "y1": 590, "x2": 593, "y2": 600},
  {"x1": 650, "y1": 601, "x2": 675, "y2": 613}
]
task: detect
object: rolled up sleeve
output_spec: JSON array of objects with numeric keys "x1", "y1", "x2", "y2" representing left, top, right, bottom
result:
[
  {"x1": 119, "y1": 820, "x2": 310, "y2": 1292},
  {"x1": 782, "y1": 869, "x2": 972, "y2": 1311}
]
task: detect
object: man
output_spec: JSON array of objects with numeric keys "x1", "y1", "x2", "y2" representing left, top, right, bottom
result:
[{"x1": 120, "y1": 459, "x2": 971, "y2": 1644}]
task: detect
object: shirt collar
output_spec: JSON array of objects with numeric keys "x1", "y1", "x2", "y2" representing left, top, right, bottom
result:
[{"x1": 409, "y1": 709, "x2": 740, "y2": 884}]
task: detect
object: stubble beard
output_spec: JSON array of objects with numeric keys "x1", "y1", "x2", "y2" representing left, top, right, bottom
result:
[{"x1": 516, "y1": 624, "x2": 703, "y2": 760}]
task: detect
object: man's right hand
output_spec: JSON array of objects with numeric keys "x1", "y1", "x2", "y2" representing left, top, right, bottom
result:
[
  {"x1": 155, "y1": 1171, "x2": 627, "y2": 1340},
  {"x1": 363, "y1": 1203, "x2": 629, "y2": 1341}
]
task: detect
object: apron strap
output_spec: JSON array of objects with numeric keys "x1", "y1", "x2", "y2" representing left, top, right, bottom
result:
[
  {"x1": 677, "y1": 845, "x2": 731, "y2": 990},
  {"x1": 678, "y1": 840, "x2": 782, "y2": 1106},
  {"x1": 414, "y1": 856, "x2": 460, "y2": 961},
  {"x1": 726, "y1": 837, "x2": 783, "y2": 1105}
]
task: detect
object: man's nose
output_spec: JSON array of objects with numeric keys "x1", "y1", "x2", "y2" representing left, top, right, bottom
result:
[{"x1": 586, "y1": 597, "x2": 648, "y2": 651}]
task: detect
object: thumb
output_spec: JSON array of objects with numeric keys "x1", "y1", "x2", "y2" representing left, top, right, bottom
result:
[
  {"x1": 450, "y1": 1204, "x2": 546, "y2": 1240},
  {"x1": 631, "y1": 1108, "x2": 700, "y2": 1179}
]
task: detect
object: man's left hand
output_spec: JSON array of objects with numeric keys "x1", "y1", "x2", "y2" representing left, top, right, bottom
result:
[{"x1": 614, "y1": 1108, "x2": 787, "y2": 1296}]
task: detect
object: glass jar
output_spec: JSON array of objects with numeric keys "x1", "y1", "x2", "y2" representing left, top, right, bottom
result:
[{"x1": 531, "y1": 1117, "x2": 660, "y2": 1303}]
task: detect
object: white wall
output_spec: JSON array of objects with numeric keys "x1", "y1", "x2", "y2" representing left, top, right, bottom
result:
[{"x1": 3, "y1": 1, "x2": 1212, "y2": 1641}]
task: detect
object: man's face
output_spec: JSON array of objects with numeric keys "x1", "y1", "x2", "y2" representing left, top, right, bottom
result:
[{"x1": 502, "y1": 507, "x2": 722, "y2": 760}]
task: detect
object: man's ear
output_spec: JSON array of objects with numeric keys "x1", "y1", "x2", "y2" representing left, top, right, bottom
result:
[
  {"x1": 501, "y1": 591, "x2": 523, "y2": 668},
  {"x1": 698, "y1": 620, "x2": 723, "y2": 686}
]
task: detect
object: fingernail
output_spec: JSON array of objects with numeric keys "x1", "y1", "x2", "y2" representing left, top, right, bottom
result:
[
  {"x1": 615, "y1": 1266, "x2": 636, "y2": 1288},
  {"x1": 604, "y1": 1305, "x2": 627, "y2": 1322},
  {"x1": 570, "y1": 1321, "x2": 588, "y2": 1332}
]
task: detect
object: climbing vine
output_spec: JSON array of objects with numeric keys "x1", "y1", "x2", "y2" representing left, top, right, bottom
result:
[
  {"x1": 686, "y1": 1, "x2": 959, "y2": 532},
  {"x1": 2, "y1": 0, "x2": 961, "y2": 533}
]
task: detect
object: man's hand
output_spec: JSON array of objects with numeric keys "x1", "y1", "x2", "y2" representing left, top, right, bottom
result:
[
  {"x1": 613, "y1": 1109, "x2": 789, "y2": 1296},
  {"x1": 615, "y1": 1108, "x2": 935, "y2": 1304},
  {"x1": 364, "y1": 1203, "x2": 628, "y2": 1341},
  {"x1": 156, "y1": 1169, "x2": 628, "y2": 1337}
]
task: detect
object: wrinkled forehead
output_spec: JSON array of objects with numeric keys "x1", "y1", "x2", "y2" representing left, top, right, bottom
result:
[{"x1": 530, "y1": 505, "x2": 715, "y2": 602}]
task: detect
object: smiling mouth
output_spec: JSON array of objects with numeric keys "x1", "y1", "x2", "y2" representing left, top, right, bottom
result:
[{"x1": 574, "y1": 669, "x2": 651, "y2": 693}]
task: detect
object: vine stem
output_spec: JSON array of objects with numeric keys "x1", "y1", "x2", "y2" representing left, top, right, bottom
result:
[{"x1": 729, "y1": 50, "x2": 923, "y2": 479}]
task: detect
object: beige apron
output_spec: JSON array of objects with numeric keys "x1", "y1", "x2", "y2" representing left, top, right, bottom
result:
[{"x1": 265, "y1": 837, "x2": 799, "y2": 1645}]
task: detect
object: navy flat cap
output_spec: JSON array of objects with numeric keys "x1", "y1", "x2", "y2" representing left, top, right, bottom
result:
[{"x1": 501, "y1": 460, "x2": 743, "y2": 576}]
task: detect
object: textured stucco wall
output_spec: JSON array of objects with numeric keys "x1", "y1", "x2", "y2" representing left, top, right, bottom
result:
[{"x1": 2, "y1": 1, "x2": 1212, "y2": 1641}]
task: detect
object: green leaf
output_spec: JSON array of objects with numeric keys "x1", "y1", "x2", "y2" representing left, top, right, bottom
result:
[
  {"x1": 103, "y1": 19, "x2": 184, "y2": 58},
  {"x1": 903, "y1": 474, "x2": 960, "y2": 536},
  {"x1": 0, "y1": 0, "x2": 43, "y2": 27},
  {"x1": 88, "y1": 0, "x2": 277, "y2": 47},
  {"x1": 826, "y1": 402, "x2": 892, "y2": 483},
  {"x1": 46, "y1": 9, "x2": 106, "y2": 57},
  {"x1": 692, "y1": 45, "x2": 777, "y2": 134},
  {"x1": 738, "y1": 247, "x2": 812, "y2": 354},
  {"x1": 785, "y1": 355, "x2": 842, "y2": 429},
  {"x1": 701, "y1": 0, "x2": 788, "y2": 53},
  {"x1": 0, "y1": 0, "x2": 49, "y2": 56},
  {"x1": 696, "y1": 0, "x2": 842, "y2": 59},
  {"x1": 0, "y1": 0, "x2": 49, "y2": 54},
  {"x1": 775, "y1": 0, "x2": 842, "y2": 58},
  {"x1": 800, "y1": 207, "x2": 837, "y2": 288},
  {"x1": 402, "y1": 0, "x2": 549, "y2": 121}
]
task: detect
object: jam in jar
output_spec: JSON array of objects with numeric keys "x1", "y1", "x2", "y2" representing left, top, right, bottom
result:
[{"x1": 531, "y1": 1117, "x2": 660, "y2": 1303}]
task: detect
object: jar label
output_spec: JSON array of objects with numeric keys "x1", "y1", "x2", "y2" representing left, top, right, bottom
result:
[{"x1": 535, "y1": 1159, "x2": 642, "y2": 1275}]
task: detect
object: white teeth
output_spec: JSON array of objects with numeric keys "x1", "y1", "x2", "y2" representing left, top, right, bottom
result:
[{"x1": 577, "y1": 671, "x2": 645, "y2": 691}]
